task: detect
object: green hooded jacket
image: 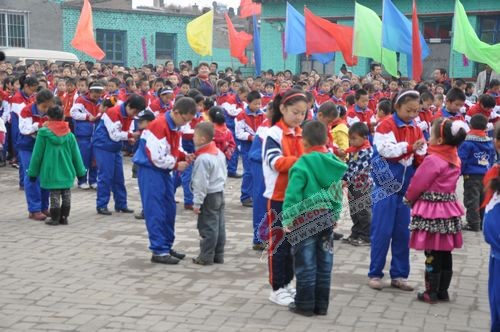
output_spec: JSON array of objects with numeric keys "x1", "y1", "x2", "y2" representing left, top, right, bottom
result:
[
  {"x1": 28, "y1": 122, "x2": 86, "y2": 190},
  {"x1": 282, "y1": 150, "x2": 347, "y2": 228}
]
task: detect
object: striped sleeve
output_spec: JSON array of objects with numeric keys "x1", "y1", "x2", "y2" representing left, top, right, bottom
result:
[
  {"x1": 19, "y1": 107, "x2": 38, "y2": 135},
  {"x1": 70, "y1": 102, "x2": 90, "y2": 121},
  {"x1": 373, "y1": 122, "x2": 409, "y2": 159},
  {"x1": 102, "y1": 113, "x2": 129, "y2": 142},
  {"x1": 142, "y1": 129, "x2": 176, "y2": 170}
]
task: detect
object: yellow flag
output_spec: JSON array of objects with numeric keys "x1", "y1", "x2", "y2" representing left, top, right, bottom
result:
[{"x1": 186, "y1": 10, "x2": 213, "y2": 56}]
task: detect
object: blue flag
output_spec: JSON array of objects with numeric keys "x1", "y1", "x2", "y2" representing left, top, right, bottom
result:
[
  {"x1": 253, "y1": 15, "x2": 261, "y2": 76},
  {"x1": 381, "y1": 0, "x2": 430, "y2": 77},
  {"x1": 285, "y1": 2, "x2": 306, "y2": 55},
  {"x1": 311, "y1": 52, "x2": 335, "y2": 65}
]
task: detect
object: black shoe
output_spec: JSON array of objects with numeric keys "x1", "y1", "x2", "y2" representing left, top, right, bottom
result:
[
  {"x1": 214, "y1": 256, "x2": 224, "y2": 264},
  {"x1": 333, "y1": 232, "x2": 344, "y2": 241},
  {"x1": 115, "y1": 208, "x2": 134, "y2": 213},
  {"x1": 288, "y1": 302, "x2": 314, "y2": 317},
  {"x1": 228, "y1": 173, "x2": 243, "y2": 178},
  {"x1": 192, "y1": 257, "x2": 213, "y2": 265},
  {"x1": 241, "y1": 199, "x2": 253, "y2": 207},
  {"x1": 151, "y1": 254, "x2": 180, "y2": 265},
  {"x1": 314, "y1": 308, "x2": 328, "y2": 316},
  {"x1": 463, "y1": 223, "x2": 480, "y2": 232},
  {"x1": 134, "y1": 211, "x2": 144, "y2": 220},
  {"x1": 97, "y1": 208, "x2": 112, "y2": 216},
  {"x1": 60, "y1": 205, "x2": 70, "y2": 225},
  {"x1": 252, "y1": 243, "x2": 266, "y2": 251},
  {"x1": 170, "y1": 249, "x2": 186, "y2": 260}
]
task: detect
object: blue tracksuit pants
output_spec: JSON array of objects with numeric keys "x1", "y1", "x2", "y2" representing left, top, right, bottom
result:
[
  {"x1": 240, "y1": 141, "x2": 252, "y2": 202},
  {"x1": 94, "y1": 147, "x2": 127, "y2": 210},
  {"x1": 76, "y1": 136, "x2": 97, "y2": 185},
  {"x1": 138, "y1": 166, "x2": 176, "y2": 255},
  {"x1": 179, "y1": 139, "x2": 194, "y2": 205},
  {"x1": 225, "y1": 115, "x2": 239, "y2": 175},
  {"x1": 11, "y1": 114, "x2": 24, "y2": 187},
  {"x1": 19, "y1": 149, "x2": 49, "y2": 213},
  {"x1": 250, "y1": 159, "x2": 266, "y2": 244},
  {"x1": 369, "y1": 193, "x2": 411, "y2": 279},
  {"x1": 489, "y1": 256, "x2": 500, "y2": 332}
]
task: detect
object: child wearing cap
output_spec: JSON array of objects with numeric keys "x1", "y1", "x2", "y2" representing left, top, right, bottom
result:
[{"x1": 150, "y1": 87, "x2": 174, "y2": 117}]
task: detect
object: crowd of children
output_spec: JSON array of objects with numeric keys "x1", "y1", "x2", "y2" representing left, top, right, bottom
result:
[{"x1": 0, "y1": 59, "x2": 499, "y2": 327}]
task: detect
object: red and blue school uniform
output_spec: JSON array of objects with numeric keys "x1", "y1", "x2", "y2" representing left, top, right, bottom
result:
[
  {"x1": 133, "y1": 112, "x2": 186, "y2": 255},
  {"x1": 433, "y1": 107, "x2": 465, "y2": 121},
  {"x1": 175, "y1": 113, "x2": 204, "y2": 206},
  {"x1": 347, "y1": 105, "x2": 376, "y2": 142},
  {"x1": 369, "y1": 113, "x2": 426, "y2": 281},
  {"x1": 466, "y1": 103, "x2": 499, "y2": 134},
  {"x1": 314, "y1": 90, "x2": 331, "y2": 109},
  {"x1": 248, "y1": 119, "x2": 270, "y2": 245},
  {"x1": 262, "y1": 120, "x2": 303, "y2": 291},
  {"x1": 486, "y1": 89, "x2": 500, "y2": 106},
  {"x1": 70, "y1": 93, "x2": 100, "y2": 187},
  {"x1": 416, "y1": 107, "x2": 433, "y2": 140},
  {"x1": 235, "y1": 107, "x2": 265, "y2": 203},
  {"x1": 18, "y1": 103, "x2": 50, "y2": 213},
  {"x1": 92, "y1": 103, "x2": 134, "y2": 211},
  {"x1": 261, "y1": 93, "x2": 274, "y2": 108},
  {"x1": 331, "y1": 95, "x2": 346, "y2": 107},
  {"x1": 149, "y1": 97, "x2": 173, "y2": 117},
  {"x1": 484, "y1": 191, "x2": 500, "y2": 332},
  {"x1": 217, "y1": 92, "x2": 244, "y2": 176},
  {"x1": 9, "y1": 90, "x2": 35, "y2": 187},
  {"x1": 118, "y1": 88, "x2": 135, "y2": 104},
  {"x1": 213, "y1": 123, "x2": 236, "y2": 161}
]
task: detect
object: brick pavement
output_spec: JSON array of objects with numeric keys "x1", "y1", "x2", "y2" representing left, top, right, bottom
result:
[{"x1": 0, "y1": 159, "x2": 492, "y2": 331}]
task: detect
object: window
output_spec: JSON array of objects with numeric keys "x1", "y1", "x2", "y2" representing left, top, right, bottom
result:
[
  {"x1": 96, "y1": 29, "x2": 126, "y2": 65},
  {"x1": 0, "y1": 12, "x2": 28, "y2": 47},
  {"x1": 422, "y1": 18, "x2": 452, "y2": 43},
  {"x1": 155, "y1": 32, "x2": 176, "y2": 62},
  {"x1": 480, "y1": 16, "x2": 500, "y2": 44}
]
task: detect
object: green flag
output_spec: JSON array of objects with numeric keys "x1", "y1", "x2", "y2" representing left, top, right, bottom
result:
[
  {"x1": 353, "y1": 2, "x2": 398, "y2": 77},
  {"x1": 452, "y1": 0, "x2": 500, "y2": 73}
]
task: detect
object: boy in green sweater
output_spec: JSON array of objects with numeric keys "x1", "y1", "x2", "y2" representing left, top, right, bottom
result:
[
  {"x1": 28, "y1": 106, "x2": 86, "y2": 226},
  {"x1": 282, "y1": 120, "x2": 347, "y2": 317}
]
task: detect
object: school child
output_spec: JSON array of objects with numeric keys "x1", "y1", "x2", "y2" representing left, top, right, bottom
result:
[
  {"x1": 331, "y1": 105, "x2": 349, "y2": 153},
  {"x1": 18, "y1": 89, "x2": 54, "y2": 221},
  {"x1": 235, "y1": 91, "x2": 264, "y2": 207},
  {"x1": 466, "y1": 94, "x2": 497, "y2": 133},
  {"x1": 315, "y1": 80, "x2": 332, "y2": 108},
  {"x1": 77, "y1": 77, "x2": 88, "y2": 97},
  {"x1": 316, "y1": 102, "x2": 345, "y2": 159},
  {"x1": 118, "y1": 78, "x2": 137, "y2": 104},
  {"x1": 432, "y1": 93, "x2": 444, "y2": 115},
  {"x1": 0, "y1": 117, "x2": 6, "y2": 167},
  {"x1": 9, "y1": 76, "x2": 38, "y2": 185},
  {"x1": 368, "y1": 90, "x2": 427, "y2": 291},
  {"x1": 178, "y1": 77, "x2": 191, "y2": 97},
  {"x1": 416, "y1": 92, "x2": 434, "y2": 140},
  {"x1": 364, "y1": 83, "x2": 379, "y2": 113},
  {"x1": 281, "y1": 120, "x2": 347, "y2": 316},
  {"x1": 248, "y1": 103, "x2": 273, "y2": 251},
  {"x1": 92, "y1": 94, "x2": 145, "y2": 215},
  {"x1": 465, "y1": 82, "x2": 477, "y2": 107},
  {"x1": 433, "y1": 88, "x2": 467, "y2": 122},
  {"x1": 149, "y1": 87, "x2": 174, "y2": 116},
  {"x1": 54, "y1": 79, "x2": 66, "y2": 100},
  {"x1": 137, "y1": 79, "x2": 152, "y2": 106},
  {"x1": 386, "y1": 79, "x2": 400, "y2": 101},
  {"x1": 27, "y1": 106, "x2": 86, "y2": 226},
  {"x1": 261, "y1": 82, "x2": 274, "y2": 108},
  {"x1": 179, "y1": 93, "x2": 205, "y2": 210},
  {"x1": 190, "y1": 122, "x2": 228, "y2": 265},
  {"x1": 346, "y1": 89, "x2": 376, "y2": 129},
  {"x1": 70, "y1": 82, "x2": 104, "y2": 189},
  {"x1": 331, "y1": 84, "x2": 346, "y2": 106},
  {"x1": 375, "y1": 98, "x2": 392, "y2": 129},
  {"x1": 106, "y1": 77, "x2": 121, "y2": 101},
  {"x1": 133, "y1": 97, "x2": 197, "y2": 265},
  {"x1": 63, "y1": 78, "x2": 78, "y2": 129},
  {"x1": 458, "y1": 114, "x2": 496, "y2": 231},
  {"x1": 343, "y1": 122, "x2": 373, "y2": 246},
  {"x1": 304, "y1": 91, "x2": 315, "y2": 121},
  {"x1": 486, "y1": 79, "x2": 500, "y2": 106},
  {"x1": 217, "y1": 85, "x2": 248, "y2": 178},
  {"x1": 263, "y1": 89, "x2": 308, "y2": 306},
  {"x1": 208, "y1": 106, "x2": 236, "y2": 161},
  {"x1": 405, "y1": 118, "x2": 468, "y2": 303},
  {"x1": 483, "y1": 124, "x2": 500, "y2": 332}
]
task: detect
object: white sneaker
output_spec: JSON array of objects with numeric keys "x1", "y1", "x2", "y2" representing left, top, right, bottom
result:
[
  {"x1": 269, "y1": 288, "x2": 294, "y2": 306},
  {"x1": 285, "y1": 283, "x2": 296, "y2": 298},
  {"x1": 90, "y1": 183, "x2": 98, "y2": 190},
  {"x1": 78, "y1": 183, "x2": 90, "y2": 190}
]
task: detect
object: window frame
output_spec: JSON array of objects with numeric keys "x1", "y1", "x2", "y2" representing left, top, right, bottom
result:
[
  {"x1": 0, "y1": 10, "x2": 28, "y2": 48},
  {"x1": 96, "y1": 29, "x2": 127, "y2": 66},
  {"x1": 155, "y1": 32, "x2": 177, "y2": 63}
]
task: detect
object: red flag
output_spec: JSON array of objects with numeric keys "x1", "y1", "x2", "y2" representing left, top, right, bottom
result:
[
  {"x1": 304, "y1": 8, "x2": 357, "y2": 66},
  {"x1": 411, "y1": 0, "x2": 423, "y2": 81},
  {"x1": 71, "y1": 0, "x2": 105, "y2": 60},
  {"x1": 239, "y1": 0, "x2": 261, "y2": 18},
  {"x1": 225, "y1": 13, "x2": 253, "y2": 65}
]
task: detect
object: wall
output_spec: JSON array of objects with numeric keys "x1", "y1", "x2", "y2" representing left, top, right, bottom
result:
[
  {"x1": 61, "y1": 7, "x2": 236, "y2": 68},
  {"x1": 261, "y1": 0, "x2": 499, "y2": 78},
  {"x1": 1, "y1": 0, "x2": 62, "y2": 50}
]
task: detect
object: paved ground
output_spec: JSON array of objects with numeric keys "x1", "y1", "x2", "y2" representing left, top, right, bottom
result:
[{"x1": 0, "y1": 158, "x2": 492, "y2": 332}]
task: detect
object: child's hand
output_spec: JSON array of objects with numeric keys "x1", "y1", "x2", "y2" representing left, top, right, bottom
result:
[
  {"x1": 177, "y1": 161, "x2": 189, "y2": 171},
  {"x1": 185, "y1": 154, "x2": 195, "y2": 163},
  {"x1": 283, "y1": 226, "x2": 292, "y2": 233},
  {"x1": 193, "y1": 207, "x2": 201, "y2": 214},
  {"x1": 337, "y1": 149, "x2": 347, "y2": 159},
  {"x1": 413, "y1": 139, "x2": 425, "y2": 151},
  {"x1": 128, "y1": 137, "x2": 136, "y2": 145},
  {"x1": 132, "y1": 131, "x2": 141, "y2": 139}
]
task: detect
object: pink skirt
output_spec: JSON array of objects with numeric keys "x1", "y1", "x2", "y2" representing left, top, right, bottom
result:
[{"x1": 409, "y1": 230, "x2": 463, "y2": 251}]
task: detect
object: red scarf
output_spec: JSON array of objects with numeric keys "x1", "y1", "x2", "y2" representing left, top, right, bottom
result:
[
  {"x1": 195, "y1": 141, "x2": 219, "y2": 157},
  {"x1": 428, "y1": 144, "x2": 461, "y2": 168},
  {"x1": 345, "y1": 139, "x2": 371, "y2": 154},
  {"x1": 305, "y1": 145, "x2": 328, "y2": 154},
  {"x1": 197, "y1": 73, "x2": 209, "y2": 81},
  {"x1": 46, "y1": 121, "x2": 70, "y2": 136},
  {"x1": 331, "y1": 118, "x2": 347, "y2": 128},
  {"x1": 468, "y1": 129, "x2": 487, "y2": 137}
]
